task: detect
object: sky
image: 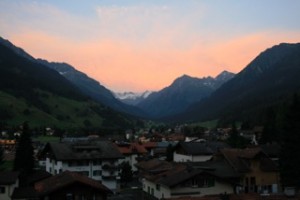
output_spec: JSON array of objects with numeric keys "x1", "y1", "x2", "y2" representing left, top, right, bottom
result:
[{"x1": 0, "y1": 0, "x2": 300, "y2": 92}]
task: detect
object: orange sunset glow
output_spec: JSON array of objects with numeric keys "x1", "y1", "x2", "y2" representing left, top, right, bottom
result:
[{"x1": 1, "y1": 1, "x2": 300, "y2": 92}]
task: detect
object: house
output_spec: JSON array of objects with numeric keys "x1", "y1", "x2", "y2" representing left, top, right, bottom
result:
[
  {"x1": 115, "y1": 142, "x2": 147, "y2": 172},
  {"x1": 174, "y1": 141, "x2": 229, "y2": 162},
  {"x1": 140, "y1": 160, "x2": 238, "y2": 199},
  {"x1": 0, "y1": 171, "x2": 19, "y2": 200},
  {"x1": 39, "y1": 140, "x2": 123, "y2": 191},
  {"x1": 215, "y1": 147, "x2": 280, "y2": 194},
  {"x1": 12, "y1": 171, "x2": 112, "y2": 200}
]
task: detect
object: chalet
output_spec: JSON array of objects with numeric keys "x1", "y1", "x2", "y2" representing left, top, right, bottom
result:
[
  {"x1": 140, "y1": 159, "x2": 239, "y2": 199},
  {"x1": 174, "y1": 141, "x2": 229, "y2": 162},
  {"x1": 215, "y1": 147, "x2": 280, "y2": 194},
  {"x1": 12, "y1": 171, "x2": 112, "y2": 200},
  {"x1": 115, "y1": 142, "x2": 147, "y2": 171},
  {"x1": 0, "y1": 171, "x2": 19, "y2": 200},
  {"x1": 39, "y1": 140, "x2": 123, "y2": 191}
]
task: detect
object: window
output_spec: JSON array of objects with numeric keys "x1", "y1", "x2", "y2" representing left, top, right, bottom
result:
[
  {"x1": 156, "y1": 184, "x2": 160, "y2": 191},
  {"x1": 0, "y1": 186, "x2": 6, "y2": 193},
  {"x1": 93, "y1": 170, "x2": 102, "y2": 176}
]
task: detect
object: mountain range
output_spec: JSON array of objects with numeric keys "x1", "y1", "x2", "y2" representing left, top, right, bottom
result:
[
  {"x1": 1, "y1": 36, "x2": 299, "y2": 127},
  {"x1": 0, "y1": 37, "x2": 137, "y2": 129},
  {"x1": 175, "y1": 42, "x2": 300, "y2": 123},
  {"x1": 113, "y1": 91, "x2": 153, "y2": 105},
  {"x1": 135, "y1": 71, "x2": 235, "y2": 118}
]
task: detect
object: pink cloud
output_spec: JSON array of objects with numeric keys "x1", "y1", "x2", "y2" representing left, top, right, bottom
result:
[{"x1": 8, "y1": 29, "x2": 300, "y2": 92}]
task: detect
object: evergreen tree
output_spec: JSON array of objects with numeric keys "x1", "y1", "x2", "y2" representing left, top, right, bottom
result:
[
  {"x1": 13, "y1": 122, "x2": 34, "y2": 173},
  {"x1": 280, "y1": 94, "x2": 300, "y2": 187},
  {"x1": 120, "y1": 161, "x2": 133, "y2": 186},
  {"x1": 260, "y1": 107, "x2": 277, "y2": 144},
  {"x1": 226, "y1": 122, "x2": 248, "y2": 148},
  {"x1": 166, "y1": 144, "x2": 174, "y2": 161}
]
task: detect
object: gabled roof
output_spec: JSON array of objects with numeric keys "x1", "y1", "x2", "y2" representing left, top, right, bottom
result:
[
  {"x1": 135, "y1": 159, "x2": 173, "y2": 173},
  {"x1": 175, "y1": 141, "x2": 229, "y2": 155},
  {"x1": 42, "y1": 141, "x2": 123, "y2": 161},
  {"x1": 142, "y1": 142, "x2": 157, "y2": 149},
  {"x1": 12, "y1": 171, "x2": 112, "y2": 199},
  {"x1": 187, "y1": 159, "x2": 241, "y2": 179},
  {"x1": 34, "y1": 171, "x2": 112, "y2": 195},
  {"x1": 220, "y1": 147, "x2": 278, "y2": 173},
  {"x1": 143, "y1": 160, "x2": 240, "y2": 188},
  {"x1": 0, "y1": 171, "x2": 19, "y2": 185},
  {"x1": 115, "y1": 142, "x2": 147, "y2": 155}
]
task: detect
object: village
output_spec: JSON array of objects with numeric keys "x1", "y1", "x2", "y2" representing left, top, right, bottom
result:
[{"x1": 0, "y1": 124, "x2": 294, "y2": 200}]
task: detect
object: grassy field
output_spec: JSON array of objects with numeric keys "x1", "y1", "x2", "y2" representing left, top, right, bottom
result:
[
  {"x1": 0, "y1": 91, "x2": 104, "y2": 129},
  {"x1": 34, "y1": 135, "x2": 60, "y2": 143},
  {"x1": 194, "y1": 119, "x2": 218, "y2": 129}
]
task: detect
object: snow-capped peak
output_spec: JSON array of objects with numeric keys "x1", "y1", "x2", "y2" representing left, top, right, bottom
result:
[{"x1": 113, "y1": 91, "x2": 152, "y2": 100}]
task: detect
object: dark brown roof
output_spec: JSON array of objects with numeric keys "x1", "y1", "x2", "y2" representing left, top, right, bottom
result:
[
  {"x1": 0, "y1": 171, "x2": 19, "y2": 184},
  {"x1": 43, "y1": 141, "x2": 123, "y2": 161},
  {"x1": 143, "y1": 159, "x2": 240, "y2": 188},
  {"x1": 188, "y1": 159, "x2": 241, "y2": 179},
  {"x1": 220, "y1": 147, "x2": 278, "y2": 173},
  {"x1": 135, "y1": 159, "x2": 173, "y2": 173},
  {"x1": 115, "y1": 142, "x2": 147, "y2": 154},
  {"x1": 34, "y1": 171, "x2": 112, "y2": 195}
]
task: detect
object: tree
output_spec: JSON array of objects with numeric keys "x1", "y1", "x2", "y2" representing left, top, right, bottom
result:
[
  {"x1": 14, "y1": 122, "x2": 34, "y2": 173},
  {"x1": 120, "y1": 162, "x2": 133, "y2": 186},
  {"x1": 226, "y1": 122, "x2": 248, "y2": 148},
  {"x1": 260, "y1": 107, "x2": 277, "y2": 144},
  {"x1": 166, "y1": 144, "x2": 174, "y2": 161},
  {"x1": 280, "y1": 94, "x2": 300, "y2": 187}
]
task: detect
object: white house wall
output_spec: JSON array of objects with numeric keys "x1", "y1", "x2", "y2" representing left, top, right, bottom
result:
[
  {"x1": 0, "y1": 179, "x2": 18, "y2": 200},
  {"x1": 143, "y1": 178, "x2": 233, "y2": 199},
  {"x1": 169, "y1": 181, "x2": 233, "y2": 198},
  {"x1": 45, "y1": 157, "x2": 121, "y2": 191}
]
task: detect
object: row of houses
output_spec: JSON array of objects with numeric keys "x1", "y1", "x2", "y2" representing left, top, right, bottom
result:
[
  {"x1": 1, "y1": 135, "x2": 282, "y2": 200},
  {"x1": 137, "y1": 146, "x2": 280, "y2": 199}
]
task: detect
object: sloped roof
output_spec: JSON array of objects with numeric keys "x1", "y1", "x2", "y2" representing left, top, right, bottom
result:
[
  {"x1": 175, "y1": 141, "x2": 229, "y2": 155},
  {"x1": 135, "y1": 158, "x2": 173, "y2": 173},
  {"x1": 116, "y1": 142, "x2": 147, "y2": 155},
  {"x1": 142, "y1": 142, "x2": 157, "y2": 149},
  {"x1": 187, "y1": 159, "x2": 241, "y2": 179},
  {"x1": 143, "y1": 159, "x2": 240, "y2": 188},
  {"x1": 34, "y1": 171, "x2": 112, "y2": 195},
  {"x1": 43, "y1": 141, "x2": 123, "y2": 161},
  {"x1": 220, "y1": 148, "x2": 278, "y2": 173}
]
